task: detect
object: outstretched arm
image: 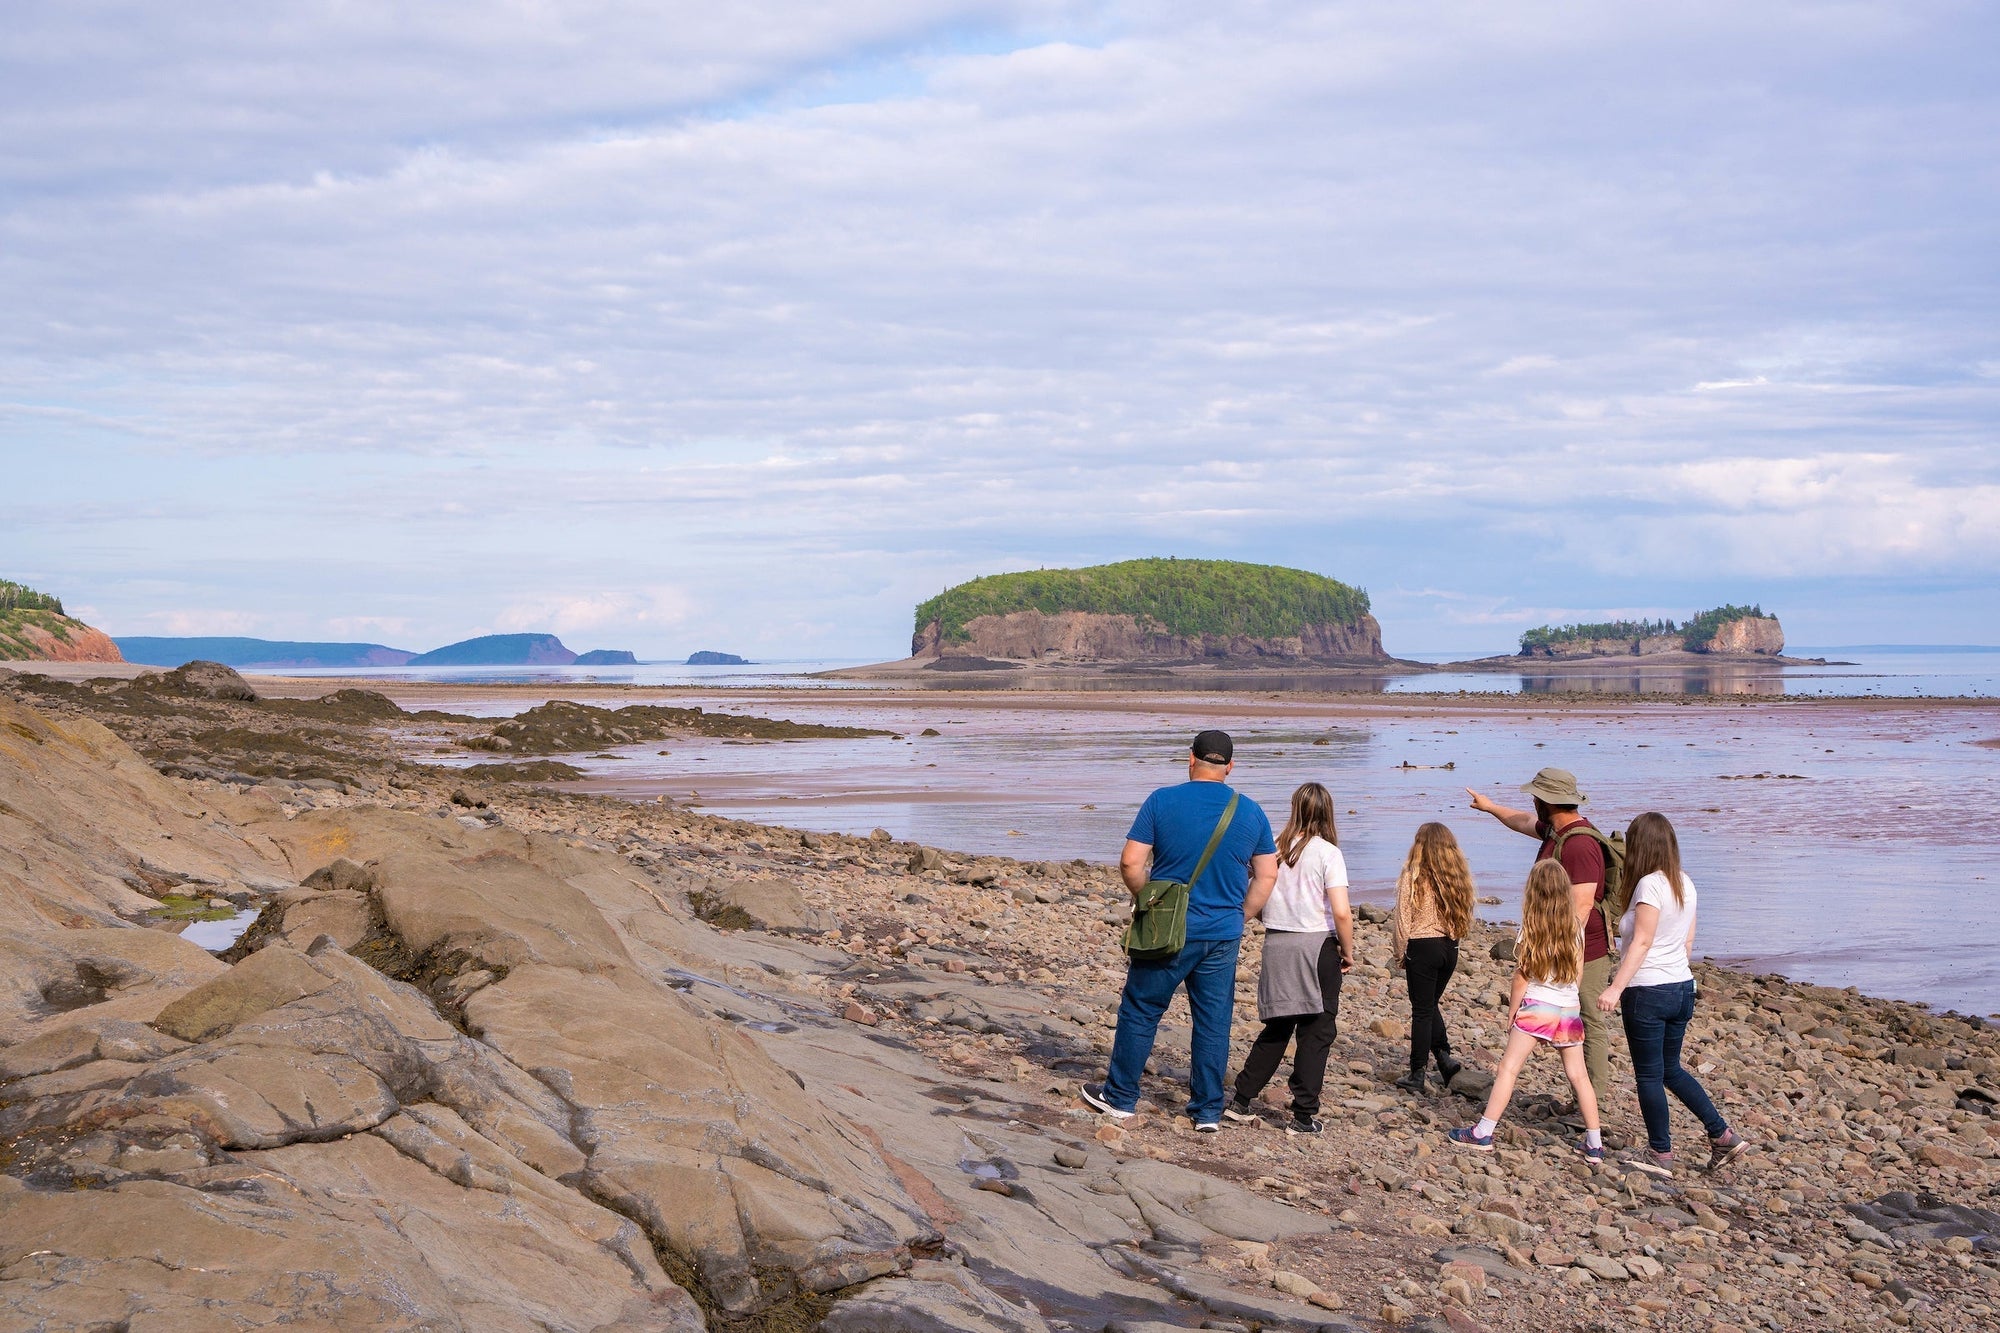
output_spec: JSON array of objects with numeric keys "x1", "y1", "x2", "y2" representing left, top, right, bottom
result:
[{"x1": 1466, "y1": 787, "x2": 1538, "y2": 837}]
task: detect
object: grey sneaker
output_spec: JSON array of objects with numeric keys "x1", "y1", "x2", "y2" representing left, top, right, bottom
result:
[
  {"x1": 1706, "y1": 1128, "x2": 1750, "y2": 1170},
  {"x1": 1192, "y1": 1120, "x2": 1220, "y2": 1134},
  {"x1": 1625, "y1": 1148, "x2": 1674, "y2": 1178},
  {"x1": 1221, "y1": 1098, "x2": 1259, "y2": 1123}
]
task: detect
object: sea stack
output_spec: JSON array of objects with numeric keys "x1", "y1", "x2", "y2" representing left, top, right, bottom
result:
[
  {"x1": 912, "y1": 558, "x2": 1385, "y2": 664},
  {"x1": 1518, "y1": 604, "x2": 1784, "y2": 659}
]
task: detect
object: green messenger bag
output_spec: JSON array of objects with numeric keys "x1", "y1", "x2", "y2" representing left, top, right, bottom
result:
[{"x1": 1120, "y1": 792, "x2": 1239, "y2": 962}]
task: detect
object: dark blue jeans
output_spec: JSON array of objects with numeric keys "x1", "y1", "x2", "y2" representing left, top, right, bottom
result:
[
  {"x1": 1102, "y1": 936, "x2": 1241, "y2": 1121},
  {"x1": 1622, "y1": 979, "x2": 1728, "y2": 1153}
]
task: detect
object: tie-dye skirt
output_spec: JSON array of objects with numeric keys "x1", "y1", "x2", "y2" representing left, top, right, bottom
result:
[{"x1": 1514, "y1": 996, "x2": 1584, "y2": 1048}]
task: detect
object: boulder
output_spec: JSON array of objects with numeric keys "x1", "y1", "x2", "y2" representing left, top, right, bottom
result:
[
  {"x1": 276, "y1": 890, "x2": 373, "y2": 951},
  {"x1": 151, "y1": 942, "x2": 336, "y2": 1043},
  {"x1": 303, "y1": 856, "x2": 376, "y2": 893},
  {"x1": 692, "y1": 876, "x2": 839, "y2": 934},
  {"x1": 147, "y1": 660, "x2": 260, "y2": 701}
]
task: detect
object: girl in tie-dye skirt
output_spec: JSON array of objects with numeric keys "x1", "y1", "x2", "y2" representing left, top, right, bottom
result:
[{"x1": 1447, "y1": 860, "x2": 1603, "y2": 1159}]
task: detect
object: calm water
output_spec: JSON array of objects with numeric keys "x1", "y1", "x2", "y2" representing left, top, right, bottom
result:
[
  {"x1": 256, "y1": 644, "x2": 2000, "y2": 698},
  {"x1": 402, "y1": 686, "x2": 2000, "y2": 1016}
]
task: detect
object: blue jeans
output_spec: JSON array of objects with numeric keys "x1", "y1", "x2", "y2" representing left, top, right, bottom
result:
[
  {"x1": 1102, "y1": 936, "x2": 1241, "y2": 1120},
  {"x1": 1621, "y1": 979, "x2": 1728, "y2": 1153}
]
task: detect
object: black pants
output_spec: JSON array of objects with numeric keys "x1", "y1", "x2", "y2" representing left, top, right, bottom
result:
[
  {"x1": 1404, "y1": 936, "x2": 1459, "y2": 1073},
  {"x1": 1232, "y1": 935, "x2": 1343, "y2": 1117}
]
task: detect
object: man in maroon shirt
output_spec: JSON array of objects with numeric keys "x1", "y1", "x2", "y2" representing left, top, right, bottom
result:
[{"x1": 1466, "y1": 767, "x2": 1613, "y2": 1105}]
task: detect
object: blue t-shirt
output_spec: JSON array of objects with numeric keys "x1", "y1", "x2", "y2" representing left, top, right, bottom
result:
[{"x1": 1126, "y1": 781, "x2": 1276, "y2": 942}]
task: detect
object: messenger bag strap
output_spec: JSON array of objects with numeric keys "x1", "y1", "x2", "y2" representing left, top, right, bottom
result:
[{"x1": 1183, "y1": 791, "x2": 1240, "y2": 893}]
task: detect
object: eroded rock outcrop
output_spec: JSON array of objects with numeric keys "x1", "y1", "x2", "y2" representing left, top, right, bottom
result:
[
  {"x1": 0, "y1": 703, "x2": 934, "y2": 1326},
  {"x1": 1701, "y1": 614, "x2": 1785, "y2": 655},
  {"x1": 914, "y1": 609, "x2": 1387, "y2": 664}
]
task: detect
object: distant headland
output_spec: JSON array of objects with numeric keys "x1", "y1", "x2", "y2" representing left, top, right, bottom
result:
[{"x1": 114, "y1": 632, "x2": 638, "y2": 669}]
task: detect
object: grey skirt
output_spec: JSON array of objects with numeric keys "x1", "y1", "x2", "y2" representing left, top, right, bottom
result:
[{"x1": 1258, "y1": 928, "x2": 1331, "y2": 1020}]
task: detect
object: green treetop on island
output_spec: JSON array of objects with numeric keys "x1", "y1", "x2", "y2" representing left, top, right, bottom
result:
[
  {"x1": 1519, "y1": 604, "x2": 1771, "y2": 653},
  {"x1": 914, "y1": 558, "x2": 1371, "y2": 644}
]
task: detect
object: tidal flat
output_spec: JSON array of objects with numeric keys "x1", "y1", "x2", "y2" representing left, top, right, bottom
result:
[{"x1": 325, "y1": 680, "x2": 2000, "y2": 1018}]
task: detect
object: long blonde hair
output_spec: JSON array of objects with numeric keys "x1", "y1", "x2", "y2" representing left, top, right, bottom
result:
[
  {"x1": 1277, "y1": 782, "x2": 1338, "y2": 868},
  {"x1": 1623, "y1": 811, "x2": 1685, "y2": 906},
  {"x1": 1518, "y1": 860, "x2": 1582, "y2": 986},
  {"x1": 1401, "y1": 822, "x2": 1474, "y2": 939}
]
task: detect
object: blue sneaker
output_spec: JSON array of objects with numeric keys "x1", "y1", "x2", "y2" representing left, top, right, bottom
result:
[
  {"x1": 1448, "y1": 1125, "x2": 1494, "y2": 1152},
  {"x1": 1579, "y1": 1138, "x2": 1605, "y2": 1163}
]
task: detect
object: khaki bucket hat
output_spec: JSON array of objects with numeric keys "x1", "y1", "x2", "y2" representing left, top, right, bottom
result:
[{"x1": 1522, "y1": 766, "x2": 1586, "y2": 806}]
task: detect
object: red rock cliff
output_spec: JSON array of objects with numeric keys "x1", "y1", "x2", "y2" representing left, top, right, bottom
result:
[
  {"x1": 1699, "y1": 615, "x2": 1784, "y2": 656},
  {"x1": 914, "y1": 610, "x2": 1387, "y2": 663},
  {"x1": 2, "y1": 617, "x2": 125, "y2": 663}
]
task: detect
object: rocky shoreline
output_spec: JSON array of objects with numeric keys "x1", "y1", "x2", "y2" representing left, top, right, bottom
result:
[{"x1": 3, "y1": 670, "x2": 1997, "y2": 1331}]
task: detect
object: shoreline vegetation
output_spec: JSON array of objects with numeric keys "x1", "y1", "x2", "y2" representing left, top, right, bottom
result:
[{"x1": 4, "y1": 664, "x2": 1998, "y2": 1329}]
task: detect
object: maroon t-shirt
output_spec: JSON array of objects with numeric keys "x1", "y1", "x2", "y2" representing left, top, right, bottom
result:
[{"x1": 1537, "y1": 817, "x2": 1609, "y2": 962}]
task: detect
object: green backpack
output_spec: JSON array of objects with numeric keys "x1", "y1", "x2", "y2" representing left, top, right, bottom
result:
[
  {"x1": 1545, "y1": 822, "x2": 1629, "y2": 942},
  {"x1": 1121, "y1": 792, "x2": 1239, "y2": 962}
]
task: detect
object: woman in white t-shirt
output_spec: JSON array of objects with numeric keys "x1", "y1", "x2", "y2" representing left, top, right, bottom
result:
[
  {"x1": 1224, "y1": 782, "x2": 1355, "y2": 1134},
  {"x1": 1597, "y1": 812, "x2": 1750, "y2": 1176}
]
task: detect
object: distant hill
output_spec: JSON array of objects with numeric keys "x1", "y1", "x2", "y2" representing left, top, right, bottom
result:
[
  {"x1": 409, "y1": 633, "x2": 578, "y2": 666},
  {"x1": 114, "y1": 631, "x2": 640, "y2": 669},
  {"x1": 116, "y1": 637, "x2": 417, "y2": 668},
  {"x1": 912, "y1": 558, "x2": 1384, "y2": 663},
  {"x1": 0, "y1": 580, "x2": 123, "y2": 663},
  {"x1": 686, "y1": 651, "x2": 747, "y2": 666},
  {"x1": 1519, "y1": 604, "x2": 1784, "y2": 658}
]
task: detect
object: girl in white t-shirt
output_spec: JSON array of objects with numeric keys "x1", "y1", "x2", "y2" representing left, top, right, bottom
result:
[
  {"x1": 1225, "y1": 782, "x2": 1354, "y2": 1135},
  {"x1": 1596, "y1": 812, "x2": 1749, "y2": 1176},
  {"x1": 1448, "y1": 860, "x2": 1603, "y2": 1158}
]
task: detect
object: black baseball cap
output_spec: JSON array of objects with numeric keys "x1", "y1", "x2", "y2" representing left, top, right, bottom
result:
[{"x1": 1191, "y1": 729, "x2": 1233, "y2": 764}]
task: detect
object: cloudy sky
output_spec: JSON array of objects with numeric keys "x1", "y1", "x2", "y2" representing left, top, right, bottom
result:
[{"x1": 4, "y1": 1, "x2": 1996, "y2": 658}]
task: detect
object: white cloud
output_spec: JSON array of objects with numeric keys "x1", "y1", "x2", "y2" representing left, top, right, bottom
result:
[
  {"x1": 135, "y1": 609, "x2": 266, "y2": 636},
  {"x1": 494, "y1": 587, "x2": 695, "y2": 640}
]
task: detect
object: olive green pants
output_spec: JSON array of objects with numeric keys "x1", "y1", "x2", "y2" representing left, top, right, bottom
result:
[{"x1": 1579, "y1": 953, "x2": 1613, "y2": 1104}]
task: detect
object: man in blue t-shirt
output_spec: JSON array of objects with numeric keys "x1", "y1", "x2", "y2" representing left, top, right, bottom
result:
[{"x1": 1082, "y1": 729, "x2": 1277, "y2": 1130}]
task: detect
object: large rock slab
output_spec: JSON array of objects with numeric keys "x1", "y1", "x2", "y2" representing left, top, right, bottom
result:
[
  {"x1": 0, "y1": 927, "x2": 229, "y2": 1035},
  {"x1": 0, "y1": 696, "x2": 290, "y2": 932}
]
